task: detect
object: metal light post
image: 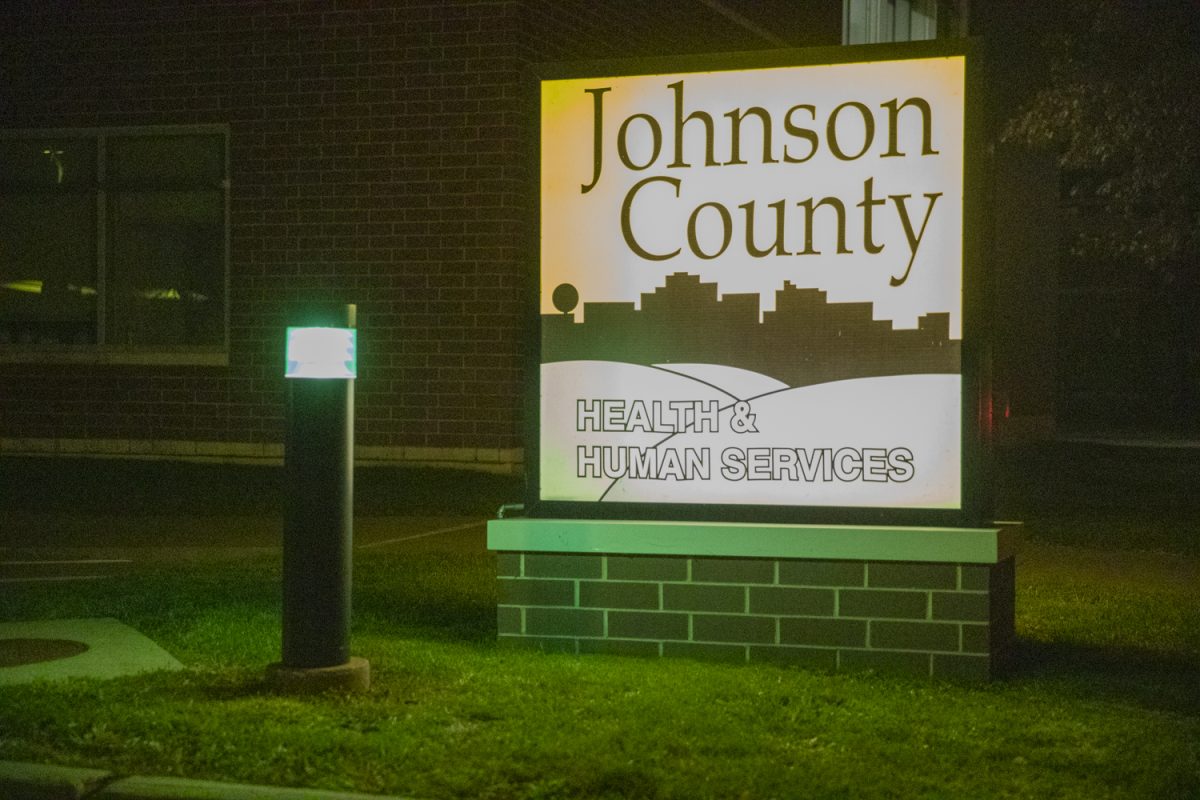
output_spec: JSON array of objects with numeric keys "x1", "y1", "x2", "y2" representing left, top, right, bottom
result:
[{"x1": 268, "y1": 303, "x2": 369, "y2": 692}]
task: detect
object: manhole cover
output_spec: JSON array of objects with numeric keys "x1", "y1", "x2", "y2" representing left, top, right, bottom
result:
[{"x1": 0, "y1": 638, "x2": 90, "y2": 667}]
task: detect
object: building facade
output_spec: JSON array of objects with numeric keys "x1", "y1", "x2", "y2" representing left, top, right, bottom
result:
[{"x1": 3, "y1": 1, "x2": 1057, "y2": 474}]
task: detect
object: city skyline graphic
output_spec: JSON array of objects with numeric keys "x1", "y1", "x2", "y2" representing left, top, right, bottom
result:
[{"x1": 543, "y1": 272, "x2": 960, "y2": 389}]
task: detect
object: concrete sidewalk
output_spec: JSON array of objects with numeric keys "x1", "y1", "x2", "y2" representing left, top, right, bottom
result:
[
  {"x1": 0, "y1": 760, "x2": 416, "y2": 800},
  {"x1": 0, "y1": 618, "x2": 183, "y2": 687}
]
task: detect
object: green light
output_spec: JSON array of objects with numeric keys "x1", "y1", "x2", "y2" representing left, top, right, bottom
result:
[
  {"x1": 2, "y1": 279, "x2": 44, "y2": 294},
  {"x1": 285, "y1": 326, "x2": 357, "y2": 379}
]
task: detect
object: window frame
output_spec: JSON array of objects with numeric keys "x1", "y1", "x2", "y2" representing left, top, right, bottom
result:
[{"x1": 0, "y1": 124, "x2": 230, "y2": 365}]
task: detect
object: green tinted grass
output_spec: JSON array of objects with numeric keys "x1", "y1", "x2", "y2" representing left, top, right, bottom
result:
[
  {"x1": 1, "y1": 448, "x2": 1198, "y2": 797},
  {"x1": 1, "y1": 540, "x2": 1197, "y2": 799}
]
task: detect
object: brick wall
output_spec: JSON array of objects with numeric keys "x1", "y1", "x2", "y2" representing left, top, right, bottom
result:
[
  {"x1": 0, "y1": 1, "x2": 838, "y2": 465},
  {"x1": 496, "y1": 551, "x2": 1015, "y2": 680},
  {"x1": 0, "y1": 1, "x2": 526, "y2": 454}
]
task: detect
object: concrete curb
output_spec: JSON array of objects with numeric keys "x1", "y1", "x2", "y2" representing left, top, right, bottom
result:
[{"x1": 0, "y1": 761, "x2": 414, "y2": 800}]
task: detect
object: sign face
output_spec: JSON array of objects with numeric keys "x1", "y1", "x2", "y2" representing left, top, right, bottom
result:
[
  {"x1": 285, "y1": 327, "x2": 357, "y2": 379},
  {"x1": 536, "y1": 47, "x2": 975, "y2": 519}
]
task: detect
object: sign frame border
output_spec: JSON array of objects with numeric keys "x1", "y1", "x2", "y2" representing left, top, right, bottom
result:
[{"x1": 524, "y1": 38, "x2": 991, "y2": 528}]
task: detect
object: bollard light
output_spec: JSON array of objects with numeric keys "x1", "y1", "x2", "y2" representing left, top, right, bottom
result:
[
  {"x1": 268, "y1": 304, "x2": 370, "y2": 693},
  {"x1": 284, "y1": 326, "x2": 357, "y2": 379}
]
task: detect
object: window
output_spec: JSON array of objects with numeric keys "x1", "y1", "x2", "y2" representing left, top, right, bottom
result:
[
  {"x1": 843, "y1": 0, "x2": 941, "y2": 44},
  {"x1": 0, "y1": 126, "x2": 228, "y2": 362}
]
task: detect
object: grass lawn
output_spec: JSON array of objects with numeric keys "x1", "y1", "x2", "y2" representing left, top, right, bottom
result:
[{"x1": 1, "y1": 448, "x2": 1199, "y2": 798}]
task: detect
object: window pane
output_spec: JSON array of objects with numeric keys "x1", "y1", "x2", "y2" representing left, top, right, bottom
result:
[
  {"x1": 843, "y1": 0, "x2": 939, "y2": 43},
  {"x1": 2, "y1": 128, "x2": 228, "y2": 353},
  {"x1": 895, "y1": 0, "x2": 913, "y2": 40},
  {"x1": 106, "y1": 190, "x2": 224, "y2": 346},
  {"x1": 0, "y1": 193, "x2": 98, "y2": 345},
  {"x1": 844, "y1": 0, "x2": 870, "y2": 44},
  {"x1": 0, "y1": 138, "x2": 96, "y2": 190},
  {"x1": 911, "y1": 0, "x2": 938, "y2": 40},
  {"x1": 108, "y1": 134, "x2": 224, "y2": 187}
]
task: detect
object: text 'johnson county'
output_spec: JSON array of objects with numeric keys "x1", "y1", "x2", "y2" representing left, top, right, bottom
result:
[{"x1": 579, "y1": 80, "x2": 945, "y2": 286}]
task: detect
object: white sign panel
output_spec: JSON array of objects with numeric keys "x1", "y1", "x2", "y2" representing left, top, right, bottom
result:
[{"x1": 539, "y1": 54, "x2": 966, "y2": 510}]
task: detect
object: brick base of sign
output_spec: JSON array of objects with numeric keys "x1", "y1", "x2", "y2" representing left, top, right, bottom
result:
[{"x1": 493, "y1": 551, "x2": 1014, "y2": 680}]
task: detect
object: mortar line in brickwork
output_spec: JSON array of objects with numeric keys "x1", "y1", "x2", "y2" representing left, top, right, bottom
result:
[
  {"x1": 772, "y1": 560, "x2": 780, "y2": 586},
  {"x1": 518, "y1": 553, "x2": 524, "y2": 578},
  {"x1": 657, "y1": 582, "x2": 664, "y2": 611},
  {"x1": 573, "y1": 580, "x2": 580, "y2": 608},
  {"x1": 864, "y1": 562, "x2": 870, "y2": 586},
  {"x1": 926, "y1": 592, "x2": 933, "y2": 621},
  {"x1": 834, "y1": 588, "x2": 841, "y2": 617},
  {"x1": 843, "y1": 643, "x2": 963, "y2": 656},
  {"x1": 743, "y1": 586, "x2": 750, "y2": 615},
  {"x1": 686, "y1": 558, "x2": 693, "y2": 583},
  {"x1": 519, "y1": 607, "x2": 526, "y2": 636},
  {"x1": 603, "y1": 609, "x2": 609, "y2": 638},
  {"x1": 688, "y1": 613, "x2": 694, "y2": 642},
  {"x1": 956, "y1": 564, "x2": 962, "y2": 591},
  {"x1": 601, "y1": 555, "x2": 608, "y2": 581},
  {"x1": 865, "y1": 619, "x2": 873, "y2": 648},
  {"x1": 774, "y1": 617, "x2": 781, "y2": 646},
  {"x1": 958, "y1": 622, "x2": 963, "y2": 652}
]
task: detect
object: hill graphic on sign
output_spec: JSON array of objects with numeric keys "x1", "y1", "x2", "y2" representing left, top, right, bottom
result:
[{"x1": 542, "y1": 272, "x2": 958, "y2": 389}]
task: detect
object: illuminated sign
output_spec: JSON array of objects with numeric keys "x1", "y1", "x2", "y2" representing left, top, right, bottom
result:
[
  {"x1": 536, "y1": 46, "x2": 979, "y2": 520},
  {"x1": 285, "y1": 327, "x2": 357, "y2": 379}
]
